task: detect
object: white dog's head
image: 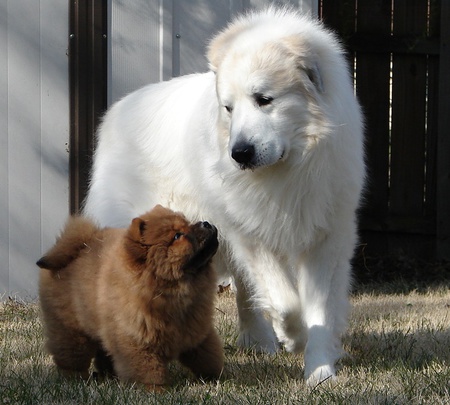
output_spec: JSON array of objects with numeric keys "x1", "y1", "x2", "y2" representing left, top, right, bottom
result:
[{"x1": 207, "y1": 8, "x2": 341, "y2": 171}]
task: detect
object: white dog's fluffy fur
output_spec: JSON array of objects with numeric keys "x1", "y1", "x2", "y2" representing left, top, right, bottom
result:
[{"x1": 84, "y1": 8, "x2": 365, "y2": 384}]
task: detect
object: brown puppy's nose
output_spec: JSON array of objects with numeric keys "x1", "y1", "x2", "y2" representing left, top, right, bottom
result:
[{"x1": 201, "y1": 221, "x2": 212, "y2": 229}]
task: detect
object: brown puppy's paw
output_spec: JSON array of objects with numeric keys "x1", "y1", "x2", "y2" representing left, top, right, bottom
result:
[
  {"x1": 144, "y1": 383, "x2": 167, "y2": 393},
  {"x1": 57, "y1": 368, "x2": 90, "y2": 381}
]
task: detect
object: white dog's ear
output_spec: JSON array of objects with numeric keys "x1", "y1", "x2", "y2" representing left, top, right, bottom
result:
[
  {"x1": 207, "y1": 47, "x2": 220, "y2": 73},
  {"x1": 306, "y1": 63, "x2": 324, "y2": 93},
  {"x1": 280, "y1": 35, "x2": 324, "y2": 93}
]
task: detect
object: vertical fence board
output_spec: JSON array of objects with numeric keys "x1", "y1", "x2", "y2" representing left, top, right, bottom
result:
[
  {"x1": 424, "y1": 1, "x2": 440, "y2": 220},
  {"x1": 319, "y1": 1, "x2": 356, "y2": 41},
  {"x1": 425, "y1": 54, "x2": 439, "y2": 219},
  {"x1": 389, "y1": 0, "x2": 428, "y2": 216},
  {"x1": 355, "y1": 0, "x2": 392, "y2": 229},
  {"x1": 69, "y1": 0, "x2": 107, "y2": 213},
  {"x1": 437, "y1": 1, "x2": 450, "y2": 258}
]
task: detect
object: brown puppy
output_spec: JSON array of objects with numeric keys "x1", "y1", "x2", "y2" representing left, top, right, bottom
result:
[{"x1": 37, "y1": 205, "x2": 223, "y2": 390}]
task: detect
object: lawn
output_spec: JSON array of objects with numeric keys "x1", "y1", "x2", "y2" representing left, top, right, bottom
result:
[{"x1": 1, "y1": 277, "x2": 449, "y2": 404}]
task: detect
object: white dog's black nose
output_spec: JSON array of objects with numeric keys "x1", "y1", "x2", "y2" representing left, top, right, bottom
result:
[{"x1": 232, "y1": 142, "x2": 255, "y2": 166}]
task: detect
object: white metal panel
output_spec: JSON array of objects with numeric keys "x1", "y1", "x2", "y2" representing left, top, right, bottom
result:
[
  {"x1": 7, "y1": 0, "x2": 42, "y2": 298},
  {"x1": 108, "y1": 0, "x2": 165, "y2": 105},
  {"x1": 39, "y1": 0, "x2": 70, "y2": 258},
  {"x1": 0, "y1": 0, "x2": 69, "y2": 299},
  {"x1": 173, "y1": 0, "x2": 242, "y2": 77},
  {"x1": 0, "y1": 1, "x2": 8, "y2": 296}
]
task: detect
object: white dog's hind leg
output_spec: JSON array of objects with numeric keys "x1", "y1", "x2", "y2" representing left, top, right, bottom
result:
[
  {"x1": 233, "y1": 247, "x2": 307, "y2": 354},
  {"x1": 270, "y1": 310, "x2": 306, "y2": 354},
  {"x1": 233, "y1": 274, "x2": 279, "y2": 353}
]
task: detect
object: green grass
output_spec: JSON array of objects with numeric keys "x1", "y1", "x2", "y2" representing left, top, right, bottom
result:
[{"x1": 1, "y1": 285, "x2": 450, "y2": 404}]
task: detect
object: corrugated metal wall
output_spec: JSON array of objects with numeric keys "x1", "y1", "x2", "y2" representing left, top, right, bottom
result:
[{"x1": 0, "y1": 1, "x2": 69, "y2": 299}]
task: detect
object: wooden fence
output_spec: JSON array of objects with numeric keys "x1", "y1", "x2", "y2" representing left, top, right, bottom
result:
[{"x1": 320, "y1": 0, "x2": 450, "y2": 260}]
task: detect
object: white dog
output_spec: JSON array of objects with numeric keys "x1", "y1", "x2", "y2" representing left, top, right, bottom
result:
[{"x1": 83, "y1": 8, "x2": 365, "y2": 384}]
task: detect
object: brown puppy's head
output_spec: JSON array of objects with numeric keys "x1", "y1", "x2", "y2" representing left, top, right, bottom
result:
[{"x1": 126, "y1": 205, "x2": 218, "y2": 281}]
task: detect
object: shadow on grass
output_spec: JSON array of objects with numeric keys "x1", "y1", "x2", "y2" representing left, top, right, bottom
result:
[
  {"x1": 343, "y1": 328, "x2": 450, "y2": 371},
  {"x1": 220, "y1": 345, "x2": 304, "y2": 384},
  {"x1": 352, "y1": 252, "x2": 450, "y2": 295}
]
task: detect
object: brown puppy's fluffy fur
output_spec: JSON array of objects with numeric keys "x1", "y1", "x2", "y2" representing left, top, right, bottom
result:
[{"x1": 37, "y1": 205, "x2": 223, "y2": 390}]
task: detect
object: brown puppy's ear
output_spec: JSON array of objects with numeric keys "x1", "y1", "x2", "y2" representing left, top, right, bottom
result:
[
  {"x1": 126, "y1": 217, "x2": 149, "y2": 264},
  {"x1": 129, "y1": 217, "x2": 146, "y2": 242}
]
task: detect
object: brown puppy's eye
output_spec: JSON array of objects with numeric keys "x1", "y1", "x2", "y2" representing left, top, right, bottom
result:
[{"x1": 173, "y1": 232, "x2": 184, "y2": 241}]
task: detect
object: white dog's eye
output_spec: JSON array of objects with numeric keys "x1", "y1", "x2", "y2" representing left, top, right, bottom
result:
[
  {"x1": 254, "y1": 94, "x2": 273, "y2": 107},
  {"x1": 224, "y1": 105, "x2": 233, "y2": 113}
]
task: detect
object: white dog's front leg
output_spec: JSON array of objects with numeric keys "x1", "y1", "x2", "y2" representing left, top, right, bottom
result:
[
  {"x1": 233, "y1": 273, "x2": 279, "y2": 353},
  {"x1": 299, "y1": 232, "x2": 354, "y2": 385},
  {"x1": 303, "y1": 325, "x2": 339, "y2": 385}
]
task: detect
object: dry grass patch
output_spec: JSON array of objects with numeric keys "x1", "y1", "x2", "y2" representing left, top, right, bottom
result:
[{"x1": 1, "y1": 286, "x2": 449, "y2": 404}]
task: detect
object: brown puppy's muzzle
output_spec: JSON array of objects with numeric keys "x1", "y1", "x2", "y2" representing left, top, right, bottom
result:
[{"x1": 182, "y1": 221, "x2": 218, "y2": 273}]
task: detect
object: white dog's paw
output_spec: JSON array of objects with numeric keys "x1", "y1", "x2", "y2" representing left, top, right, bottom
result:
[
  {"x1": 305, "y1": 364, "x2": 336, "y2": 387},
  {"x1": 281, "y1": 338, "x2": 304, "y2": 353},
  {"x1": 237, "y1": 328, "x2": 280, "y2": 354}
]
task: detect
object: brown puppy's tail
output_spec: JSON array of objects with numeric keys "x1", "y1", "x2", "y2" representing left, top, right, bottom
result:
[{"x1": 36, "y1": 216, "x2": 100, "y2": 271}]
